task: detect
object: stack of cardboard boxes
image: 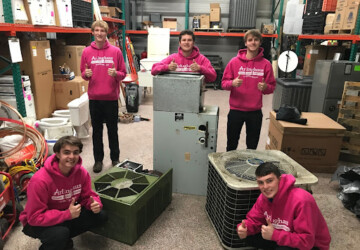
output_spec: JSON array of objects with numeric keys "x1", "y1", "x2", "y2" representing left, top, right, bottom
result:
[
  {"x1": 332, "y1": 0, "x2": 359, "y2": 32},
  {"x1": 194, "y1": 3, "x2": 221, "y2": 29},
  {"x1": 303, "y1": 44, "x2": 346, "y2": 76},
  {"x1": 18, "y1": 40, "x2": 88, "y2": 119},
  {"x1": 52, "y1": 45, "x2": 88, "y2": 110},
  {"x1": 99, "y1": 6, "x2": 122, "y2": 18}
]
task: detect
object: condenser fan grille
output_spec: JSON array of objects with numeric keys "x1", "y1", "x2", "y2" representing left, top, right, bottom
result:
[
  {"x1": 225, "y1": 158, "x2": 287, "y2": 181},
  {"x1": 206, "y1": 162, "x2": 260, "y2": 248},
  {"x1": 94, "y1": 170, "x2": 150, "y2": 199}
]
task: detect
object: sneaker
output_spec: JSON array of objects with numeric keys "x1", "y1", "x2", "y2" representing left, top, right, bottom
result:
[
  {"x1": 112, "y1": 160, "x2": 120, "y2": 166},
  {"x1": 93, "y1": 161, "x2": 103, "y2": 173},
  {"x1": 66, "y1": 239, "x2": 74, "y2": 249}
]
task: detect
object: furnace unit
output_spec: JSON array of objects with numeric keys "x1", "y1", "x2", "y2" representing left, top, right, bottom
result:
[
  {"x1": 153, "y1": 73, "x2": 219, "y2": 196},
  {"x1": 309, "y1": 60, "x2": 360, "y2": 120},
  {"x1": 206, "y1": 150, "x2": 318, "y2": 249}
]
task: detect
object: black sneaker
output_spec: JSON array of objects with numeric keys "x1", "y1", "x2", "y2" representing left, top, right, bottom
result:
[
  {"x1": 112, "y1": 160, "x2": 120, "y2": 166},
  {"x1": 93, "y1": 161, "x2": 103, "y2": 173}
]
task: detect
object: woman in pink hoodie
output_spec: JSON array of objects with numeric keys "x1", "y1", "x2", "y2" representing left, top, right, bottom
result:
[
  {"x1": 151, "y1": 30, "x2": 217, "y2": 83},
  {"x1": 222, "y1": 29, "x2": 276, "y2": 151}
]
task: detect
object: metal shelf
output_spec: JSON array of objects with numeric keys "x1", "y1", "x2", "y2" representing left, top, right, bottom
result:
[
  {"x1": 0, "y1": 23, "x2": 92, "y2": 35},
  {"x1": 102, "y1": 17, "x2": 125, "y2": 24},
  {"x1": 125, "y1": 30, "x2": 278, "y2": 38},
  {"x1": 298, "y1": 34, "x2": 360, "y2": 43}
]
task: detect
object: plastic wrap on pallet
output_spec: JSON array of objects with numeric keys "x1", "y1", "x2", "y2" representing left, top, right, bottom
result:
[
  {"x1": 71, "y1": 0, "x2": 92, "y2": 28},
  {"x1": 305, "y1": 0, "x2": 324, "y2": 13},
  {"x1": 283, "y1": 0, "x2": 305, "y2": 34}
]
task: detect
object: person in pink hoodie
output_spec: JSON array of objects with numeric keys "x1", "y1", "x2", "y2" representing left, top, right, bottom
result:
[
  {"x1": 237, "y1": 162, "x2": 331, "y2": 250},
  {"x1": 81, "y1": 20, "x2": 127, "y2": 173},
  {"x1": 20, "y1": 136, "x2": 106, "y2": 250},
  {"x1": 222, "y1": 29, "x2": 276, "y2": 151},
  {"x1": 151, "y1": 30, "x2": 216, "y2": 83}
]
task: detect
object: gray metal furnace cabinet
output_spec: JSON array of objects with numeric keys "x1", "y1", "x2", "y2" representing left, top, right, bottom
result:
[
  {"x1": 309, "y1": 60, "x2": 360, "y2": 120},
  {"x1": 153, "y1": 106, "x2": 219, "y2": 196},
  {"x1": 153, "y1": 73, "x2": 205, "y2": 113}
]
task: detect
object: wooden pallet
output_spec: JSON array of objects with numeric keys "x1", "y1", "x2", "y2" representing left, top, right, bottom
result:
[
  {"x1": 193, "y1": 28, "x2": 224, "y2": 32},
  {"x1": 328, "y1": 28, "x2": 355, "y2": 34},
  {"x1": 337, "y1": 81, "x2": 360, "y2": 157},
  {"x1": 227, "y1": 28, "x2": 250, "y2": 33}
]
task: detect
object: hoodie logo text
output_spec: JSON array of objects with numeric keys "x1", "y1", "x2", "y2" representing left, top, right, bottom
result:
[
  {"x1": 238, "y1": 66, "x2": 264, "y2": 78},
  {"x1": 52, "y1": 184, "x2": 82, "y2": 202}
]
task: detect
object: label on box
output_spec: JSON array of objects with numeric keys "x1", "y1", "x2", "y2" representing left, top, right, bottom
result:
[
  {"x1": 309, "y1": 49, "x2": 319, "y2": 54},
  {"x1": 32, "y1": 46, "x2": 37, "y2": 56},
  {"x1": 266, "y1": 136, "x2": 270, "y2": 145},
  {"x1": 45, "y1": 48, "x2": 52, "y2": 60}
]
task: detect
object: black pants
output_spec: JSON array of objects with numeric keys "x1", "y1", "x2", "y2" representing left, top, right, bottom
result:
[
  {"x1": 245, "y1": 233, "x2": 320, "y2": 250},
  {"x1": 89, "y1": 100, "x2": 119, "y2": 162},
  {"x1": 22, "y1": 209, "x2": 107, "y2": 250},
  {"x1": 226, "y1": 109, "x2": 263, "y2": 151}
]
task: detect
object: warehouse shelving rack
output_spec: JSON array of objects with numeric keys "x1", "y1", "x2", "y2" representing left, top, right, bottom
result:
[
  {"x1": 294, "y1": 0, "x2": 360, "y2": 61},
  {"x1": 0, "y1": 0, "x2": 126, "y2": 117}
]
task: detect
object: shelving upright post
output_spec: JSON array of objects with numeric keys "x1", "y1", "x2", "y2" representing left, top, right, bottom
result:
[{"x1": 1, "y1": 0, "x2": 26, "y2": 117}]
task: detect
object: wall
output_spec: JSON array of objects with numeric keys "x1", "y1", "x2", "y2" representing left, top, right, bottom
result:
[{"x1": 129, "y1": 0, "x2": 286, "y2": 65}]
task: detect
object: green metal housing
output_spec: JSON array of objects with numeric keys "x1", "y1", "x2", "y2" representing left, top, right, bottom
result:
[{"x1": 91, "y1": 167, "x2": 172, "y2": 245}]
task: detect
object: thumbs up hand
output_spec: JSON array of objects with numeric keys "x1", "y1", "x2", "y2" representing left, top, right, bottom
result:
[
  {"x1": 85, "y1": 63, "x2": 93, "y2": 78},
  {"x1": 69, "y1": 197, "x2": 81, "y2": 219},
  {"x1": 258, "y1": 78, "x2": 267, "y2": 91},
  {"x1": 237, "y1": 220, "x2": 248, "y2": 239},
  {"x1": 168, "y1": 59, "x2": 177, "y2": 71},
  {"x1": 261, "y1": 218, "x2": 274, "y2": 240},
  {"x1": 232, "y1": 75, "x2": 243, "y2": 87},
  {"x1": 90, "y1": 196, "x2": 101, "y2": 214},
  {"x1": 190, "y1": 59, "x2": 200, "y2": 72},
  {"x1": 108, "y1": 63, "x2": 117, "y2": 77}
]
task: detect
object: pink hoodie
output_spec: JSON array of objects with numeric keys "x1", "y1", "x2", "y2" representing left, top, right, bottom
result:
[
  {"x1": 237, "y1": 174, "x2": 331, "y2": 250},
  {"x1": 81, "y1": 40, "x2": 127, "y2": 101},
  {"x1": 19, "y1": 154, "x2": 102, "y2": 227},
  {"x1": 151, "y1": 46, "x2": 217, "y2": 83},
  {"x1": 222, "y1": 48, "x2": 276, "y2": 111}
]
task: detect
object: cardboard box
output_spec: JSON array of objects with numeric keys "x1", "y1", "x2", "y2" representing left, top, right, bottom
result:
[
  {"x1": 54, "y1": 76, "x2": 88, "y2": 109},
  {"x1": 20, "y1": 40, "x2": 55, "y2": 119},
  {"x1": 324, "y1": 25, "x2": 332, "y2": 34},
  {"x1": 333, "y1": 7, "x2": 346, "y2": 29},
  {"x1": 12, "y1": 0, "x2": 29, "y2": 24},
  {"x1": 52, "y1": 45, "x2": 85, "y2": 76},
  {"x1": 162, "y1": 18, "x2": 177, "y2": 31},
  {"x1": 266, "y1": 111, "x2": 345, "y2": 173},
  {"x1": 326, "y1": 46, "x2": 346, "y2": 59},
  {"x1": 24, "y1": 0, "x2": 55, "y2": 25},
  {"x1": 200, "y1": 15, "x2": 210, "y2": 29},
  {"x1": 261, "y1": 23, "x2": 275, "y2": 34},
  {"x1": 325, "y1": 13, "x2": 336, "y2": 26},
  {"x1": 303, "y1": 45, "x2": 328, "y2": 76},
  {"x1": 337, "y1": 0, "x2": 348, "y2": 8},
  {"x1": 108, "y1": 7, "x2": 122, "y2": 18},
  {"x1": 342, "y1": 3, "x2": 359, "y2": 30},
  {"x1": 99, "y1": 6, "x2": 110, "y2": 17},
  {"x1": 54, "y1": 0, "x2": 73, "y2": 27},
  {"x1": 210, "y1": 3, "x2": 220, "y2": 22}
]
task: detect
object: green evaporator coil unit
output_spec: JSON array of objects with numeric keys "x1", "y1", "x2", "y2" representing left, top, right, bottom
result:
[{"x1": 91, "y1": 167, "x2": 172, "y2": 245}]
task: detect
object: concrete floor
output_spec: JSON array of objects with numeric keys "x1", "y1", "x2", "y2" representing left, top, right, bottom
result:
[{"x1": 3, "y1": 88, "x2": 359, "y2": 249}]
